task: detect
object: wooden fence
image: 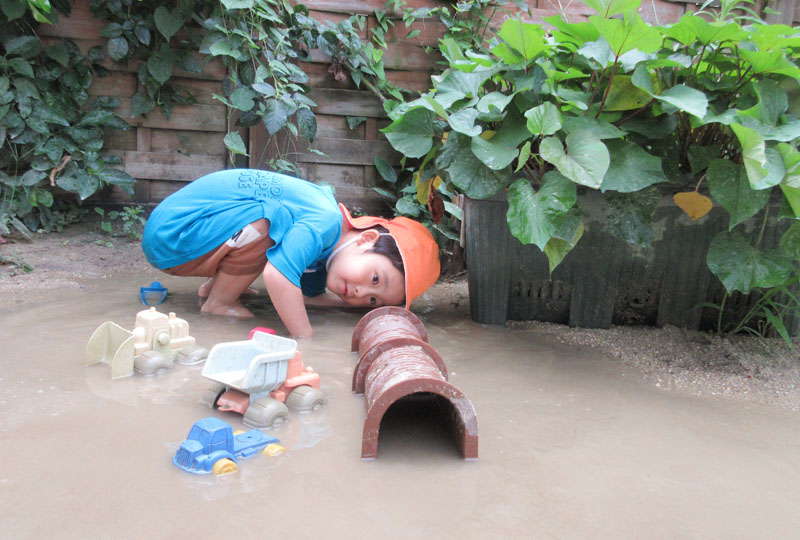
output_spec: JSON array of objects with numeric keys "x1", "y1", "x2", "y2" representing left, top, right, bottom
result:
[{"x1": 42, "y1": 0, "x2": 797, "y2": 213}]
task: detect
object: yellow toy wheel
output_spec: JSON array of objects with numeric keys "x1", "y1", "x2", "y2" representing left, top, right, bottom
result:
[{"x1": 212, "y1": 458, "x2": 238, "y2": 475}]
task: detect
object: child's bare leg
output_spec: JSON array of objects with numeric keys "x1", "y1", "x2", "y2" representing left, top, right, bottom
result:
[
  {"x1": 200, "y1": 270, "x2": 261, "y2": 318},
  {"x1": 198, "y1": 276, "x2": 259, "y2": 298}
]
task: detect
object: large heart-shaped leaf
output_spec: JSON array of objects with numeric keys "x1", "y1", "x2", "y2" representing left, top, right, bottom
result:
[
  {"x1": 263, "y1": 99, "x2": 289, "y2": 136},
  {"x1": 444, "y1": 132, "x2": 511, "y2": 199},
  {"x1": 539, "y1": 132, "x2": 609, "y2": 189},
  {"x1": 506, "y1": 172, "x2": 577, "y2": 251},
  {"x1": 382, "y1": 107, "x2": 434, "y2": 159},
  {"x1": 493, "y1": 19, "x2": 547, "y2": 63},
  {"x1": 154, "y1": 6, "x2": 183, "y2": 41},
  {"x1": 707, "y1": 159, "x2": 770, "y2": 229},
  {"x1": 707, "y1": 231, "x2": 793, "y2": 294},
  {"x1": 543, "y1": 209, "x2": 585, "y2": 273},
  {"x1": 471, "y1": 110, "x2": 529, "y2": 170},
  {"x1": 600, "y1": 139, "x2": 667, "y2": 192},
  {"x1": 524, "y1": 102, "x2": 561, "y2": 137}
]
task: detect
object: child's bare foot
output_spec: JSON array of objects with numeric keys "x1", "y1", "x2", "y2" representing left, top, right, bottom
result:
[{"x1": 200, "y1": 299, "x2": 255, "y2": 318}]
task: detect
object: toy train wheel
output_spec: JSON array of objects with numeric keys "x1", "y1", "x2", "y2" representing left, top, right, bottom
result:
[{"x1": 212, "y1": 458, "x2": 238, "y2": 475}]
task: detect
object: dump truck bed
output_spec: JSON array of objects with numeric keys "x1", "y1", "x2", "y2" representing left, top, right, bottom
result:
[{"x1": 201, "y1": 331, "x2": 297, "y2": 394}]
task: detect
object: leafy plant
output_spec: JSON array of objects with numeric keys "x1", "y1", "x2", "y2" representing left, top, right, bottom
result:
[
  {"x1": 94, "y1": 204, "x2": 146, "y2": 240},
  {"x1": 381, "y1": 0, "x2": 800, "y2": 289},
  {"x1": 1, "y1": 0, "x2": 135, "y2": 232}
]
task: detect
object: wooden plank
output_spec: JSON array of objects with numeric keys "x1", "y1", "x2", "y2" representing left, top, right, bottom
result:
[
  {"x1": 764, "y1": 0, "x2": 797, "y2": 24},
  {"x1": 112, "y1": 151, "x2": 225, "y2": 181},
  {"x1": 136, "y1": 127, "x2": 151, "y2": 152},
  {"x1": 297, "y1": 163, "x2": 366, "y2": 187},
  {"x1": 315, "y1": 114, "x2": 366, "y2": 139},
  {"x1": 307, "y1": 88, "x2": 385, "y2": 117},
  {"x1": 113, "y1": 98, "x2": 227, "y2": 132},
  {"x1": 306, "y1": 44, "x2": 436, "y2": 72},
  {"x1": 89, "y1": 73, "x2": 137, "y2": 97},
  {"x1": 298, "y1": 138, "x2": 400, "y2": 166},
  {"x1": 37, "y1": 0, "x2": 104, "y2": 40},
  {"x1": 151, "y1": 129, "x2": 226, "y2": 155},
  {"x1": 104, "y1": 129, "x2": 136, "y2": 151},
  {"x1": 308, "y1": 9, "x2": 369, "y2": 38},
  {"x1": 149, "y1": 179, "x2": 191, "y2": 202}
]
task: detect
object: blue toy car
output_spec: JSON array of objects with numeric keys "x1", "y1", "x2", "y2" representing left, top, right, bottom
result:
[{"x1": 173, "y1": 417, "x2": 278, "y2": 475}]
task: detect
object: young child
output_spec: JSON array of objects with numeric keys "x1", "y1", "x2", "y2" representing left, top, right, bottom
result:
[{"x1": 141, "y1": 169, "x2": 440, "y2": 337}]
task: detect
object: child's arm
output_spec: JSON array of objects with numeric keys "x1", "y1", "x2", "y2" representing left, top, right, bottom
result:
[{"x1": 262, "y1": 262, "x2": 313, "y2": 337}]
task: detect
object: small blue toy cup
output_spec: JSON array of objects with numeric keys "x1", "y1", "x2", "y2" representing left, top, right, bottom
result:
[{"x1": 140, "y1": 281, "x2": 168, "y2": 306}]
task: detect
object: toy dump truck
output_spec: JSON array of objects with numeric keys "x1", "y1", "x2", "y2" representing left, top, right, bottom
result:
[
  {"x1": 199, "y1": 330, "x2": 326, "y2": 429},
  {"x1": 86, "y1": 307, "x2": 208, "y2": 379},
  {"x1": 173, "y1": 416, "x2": 279, "y2": 475}
]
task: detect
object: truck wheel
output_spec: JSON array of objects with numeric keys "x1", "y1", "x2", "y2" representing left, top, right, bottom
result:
[
  {"x1": 243, "y1": 397, "x2": 289, "y2": 429},
  {"x1": 285, "y1": 385, "x2": 327, "y2": 412},
  {"x1": 212, "y1": 458, "x2": 238, "y2": 475},
  {"x1": 198, "y1": 383, "x2": 226, "y2": 409}
]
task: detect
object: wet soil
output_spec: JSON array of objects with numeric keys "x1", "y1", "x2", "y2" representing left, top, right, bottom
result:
[
  {"x1": 2, "y1": 221, "x2": 799, "y2": 412},
  {"x1": 1, "y1": 223, "x2": 800, "y2": 539}
]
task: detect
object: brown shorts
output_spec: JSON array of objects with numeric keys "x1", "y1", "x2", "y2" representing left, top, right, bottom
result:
[{"x1": 163, "y1": 219, "x2": 272, "y2": 277}]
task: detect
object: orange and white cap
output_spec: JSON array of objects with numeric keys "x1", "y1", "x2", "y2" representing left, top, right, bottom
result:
[{"x1": 339, "y1": 203, "x2": 440, "y2": 309}]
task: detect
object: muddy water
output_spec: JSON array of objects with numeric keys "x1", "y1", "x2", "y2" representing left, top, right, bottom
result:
[{"x1": 2, "y1": 273, "x2": 800, "y2": 539}]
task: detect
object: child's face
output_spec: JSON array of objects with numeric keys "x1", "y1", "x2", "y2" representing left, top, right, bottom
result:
[{"x1": 326, "y1": 231, "x2": 405, "y2": 308}]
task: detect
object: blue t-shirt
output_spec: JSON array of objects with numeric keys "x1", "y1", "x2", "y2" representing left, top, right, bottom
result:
[{"x1": 142, "y1": 169, "x2": 341, "y2": 294}]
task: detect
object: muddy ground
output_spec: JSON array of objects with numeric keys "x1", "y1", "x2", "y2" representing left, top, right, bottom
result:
[{"x1": 2, "y1": 221, "x2": 799, "y2": 411}]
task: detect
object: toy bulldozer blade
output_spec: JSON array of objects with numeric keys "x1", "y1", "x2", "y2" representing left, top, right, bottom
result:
[{"x1": 86, "y1": 322, "x2": 135, "y2": 379}]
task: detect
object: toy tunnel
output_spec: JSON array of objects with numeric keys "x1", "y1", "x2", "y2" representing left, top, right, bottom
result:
[{"x1": 352, "y1": 307, "x2": 478, "y2": 460}]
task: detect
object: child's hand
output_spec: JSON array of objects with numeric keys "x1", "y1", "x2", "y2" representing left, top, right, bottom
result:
[{"x1": 262, "y1": 263, "x2": 313, "y2": 337}]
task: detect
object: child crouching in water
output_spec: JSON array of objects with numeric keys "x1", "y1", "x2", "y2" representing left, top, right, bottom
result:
[{"x1": 141, "y1": 169, "x2": 440, "y2": 337}]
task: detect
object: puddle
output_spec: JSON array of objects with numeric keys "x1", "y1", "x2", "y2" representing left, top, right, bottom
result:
[{"x1": 2, "y1": 272, "x2": 800, "y2": 538}]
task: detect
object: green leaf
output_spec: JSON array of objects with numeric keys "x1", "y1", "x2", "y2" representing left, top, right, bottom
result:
[
  {"x1": 730, "y1": 123, "x2": 784, "y2": 190},
  {"x1": 739, "y1": 79, "x2": 788, "y2": 127},
  {"x1": 600, "y1": 139, "x2": 667, "y2": 192},
  {"x1": 602, "y1": 74, "x2": 652, "y2": 111},
  {"x1": 297, "y1": 108, "x2": 317, "y2": 142},
  {"x1": 506, "y1": 172, "x2": 577, "y2": 251},
  {"x1": 374, "y1": 156, "x2": 397, "y2": 184},
  {"x1": 562, "y1": 116, "x2": 626, "y2": 139},
  {"x1": 346, "y1": 116, "x2": 366, "y2": 130},
  {"x1": 382, "y1": 107, "x2": 434, "y2": 159},
  {"x1": 584, "y1": 0, "x2": 643, "y2": 17},
  {"x1": 539, "y1": 132, "x2": 609, "y2": 189},
  {"x1": 46, "y1": 42, "x2": 70, "y2": 67},
  {"x1": 471, "y1": 110, "x2": 529, "y2": 171},
  {"x1": 224, "y1": 132, "x2": 249, "y2": 156},
  {"x1": 20, "y1": 169, "x2": 46, "y2": 187},
  {"x1": 448, "y1": 108, "x2": 482, "y2": 137},
  {"x1": 516, "y1": 141, "x2": 532, "y2": 173},
  {"x1": 631, "y1": 65, "x2": 707, "y2": 118},
  {"x1": 494, "y1": 19, "x2": 547, "y2": 62},
  {"x1": 477, "y1": 92, "x2": 515, "y2": 114},
  {"x1": 154, "y1": 6, "x2": 183, "y2": 41},
  {"x1": 544, "y1": 209, "x2": 585, "y2": 273},
  {"x1": 605, "y1": 187, "x2": 659, "y2": 246},
  {"x1": 589, "y1": 13, "x2": 662, "y2": 57},
  {"x1": 8, "y1": 58, "x2": 34, "y2": 77},
  {"x1": 252, "y1": 82, "x2": 276, "y2": 97},
  {"x1": 431, "y1": 69, "x2": 494, "y2": 108},
  {"x1": 524, "y1": 102, "x2": 561, "y2": 137},
  {"x1": 396, "y1": 197, "x2": 421, "y2": 216},
  {"x1": 221, "y1": 0, "x2": 255, "y2": 8},
  {"x1": 777, "y1": 143, "x2": 800, "y2": 188},
  {"x1": 780, "y1": 184, "x2": 800, "y2": 218},
  {"x1": 57, "y1": 172, "x2": 101, "y2": 200},
  {"x1": 1, "y1": 1, "x2": 26, "y2": 20},
  {"x1": 707, "y1": 159, "x2": 770, "y2": 229},
  {"x1": 779, "y1": 222, "x2": 800, "y2": 261},
  {"x1": 131, "y1": 92, "x2": 155, "y2": 116},
  {"x1": 147, "y1": 54, "x2": 173, "y2": 84},
  {"x1": 739, "y1": 49, "x2": 800, "y2": 79},
  {"x1": 230, "y1": 87, "x2": 256, "y2": 112},
  {"x1": 263, "y1": 99, "x2": 289, "y2": 135},
  {"x1": 4, "y1": 36, "x2": 40, "y2": 58},
  {"x1": 444, "y1": 132, "x2": 512, "y2": 199},
  {"x1": 107, "y1": 37, "x2": 129, "y2": 61},
  {"x1": 707, "y1": 231, "x2": 793, "y2": 294}
]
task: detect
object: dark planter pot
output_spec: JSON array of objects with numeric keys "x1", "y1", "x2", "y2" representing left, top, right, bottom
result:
[{"x1": 464, "y1": 192, "x2": 795, "y2": 332}]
